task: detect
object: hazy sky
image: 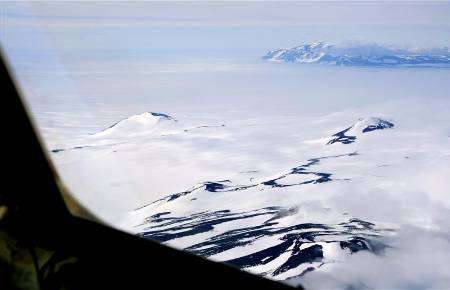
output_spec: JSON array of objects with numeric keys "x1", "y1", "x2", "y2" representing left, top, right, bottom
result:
[
  {"x1": 2, "y1": 1, "x2": 450, "y2": 59},
  {"x1": 2, "y1": 1, "x2": 449, "y2": 131}
]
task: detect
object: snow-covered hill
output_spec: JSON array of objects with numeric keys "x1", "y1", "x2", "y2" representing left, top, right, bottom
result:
[
  {"x1": 327, "y1": 117, "x2": 394, "y2": 145},
  {"x1": 263, "y1": 42, "x2": 450, "y2": 67},
  {"x1": 93, "y1": 112, "x2": 177, "y2": 138}
]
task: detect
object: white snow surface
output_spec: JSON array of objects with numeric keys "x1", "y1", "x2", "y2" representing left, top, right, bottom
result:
[{"x1": 44, "y1": 96, "x2": 450, "y2": 287}]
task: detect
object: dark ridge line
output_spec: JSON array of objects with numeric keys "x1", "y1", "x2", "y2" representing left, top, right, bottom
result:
[
  {"x1": 327, "y1": 126, "x2": 357, "y2": 145},
  {"x1": 362, "y1": 119, "x2": 394, "y2": 133},
  {"x1": 272, "y1": 244, "x2": 323, "y2": 276},
  {"x1": 183, "y1": 124, "x2": 226, "y2": 132},
  {"x1": 134, "y1": 151, "x2": 359, "y2": 211},
  {"x1": 143, "y1": 208, "x2": 280, "y2": 231},
  {"x1": 140, "y1": 208, "x2": 379, "y2": 245},
  {"x1": 51, "y1": 148, "x2": 65, "y2": 153},
  {"x1": 51, "y1": 145, "x2": 95, "y2": 154}
]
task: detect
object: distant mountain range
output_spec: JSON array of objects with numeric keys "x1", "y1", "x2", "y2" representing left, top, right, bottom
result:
[{"x1": 263, "y1": 42, "x2": 450, "y2": 67}]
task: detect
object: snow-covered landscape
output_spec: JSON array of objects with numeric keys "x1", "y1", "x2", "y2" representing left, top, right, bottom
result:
[
  {"x1": 44, "y1": 96, "x2": 450, "y2": 287},
  {"x1": 2, "y1": 1, "x2": 450, "y2": 289}
]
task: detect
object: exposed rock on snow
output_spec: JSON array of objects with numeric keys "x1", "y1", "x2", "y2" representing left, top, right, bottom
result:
[
  {"x1": 93, "y1": 112, "x2": 177, "y2": 138},
  {"x1": 327, "y1": 117, "x2": 394, "y2": 145},
  {"x1": 138, "y1": 207, "x2": 393, "y2": 280}
]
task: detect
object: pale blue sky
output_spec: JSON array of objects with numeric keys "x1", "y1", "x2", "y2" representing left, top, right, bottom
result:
[
  {"x1": 1, "y1": 1, "x2": 449, "y2": 126},
  {"x1": 2, "y1": 1, "x2": 450, "y2": 60}
]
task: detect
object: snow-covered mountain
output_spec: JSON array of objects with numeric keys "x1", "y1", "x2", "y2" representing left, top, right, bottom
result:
[
  {"x1": 263, "y1": 42, "x2": 450, "y2": 67},
  {"x1": 263, "y1": 42, "x2": 333, "y2": 63}
]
